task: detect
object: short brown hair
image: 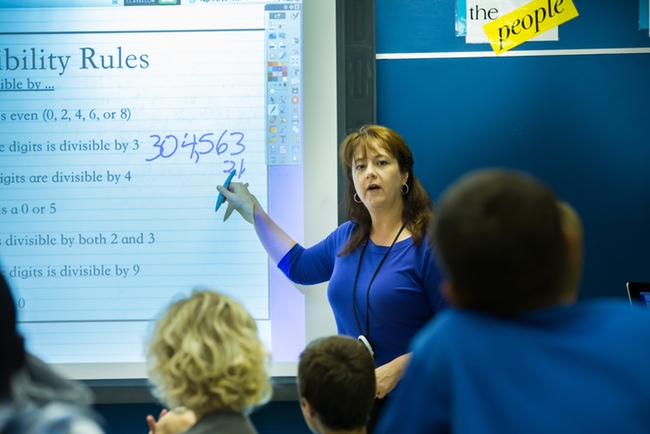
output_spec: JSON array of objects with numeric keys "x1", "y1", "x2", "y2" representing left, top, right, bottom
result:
[
  {"x1": 432, "y1": 169, "x2": 568, "y2": 314},
  {"x1": 298, "y1": 335, "x2": 376, "y2": 430}
]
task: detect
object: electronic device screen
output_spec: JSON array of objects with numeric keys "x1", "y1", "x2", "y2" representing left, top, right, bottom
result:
[{"x1": 0, "y1": 0, "x2": 338, "y2": 380}]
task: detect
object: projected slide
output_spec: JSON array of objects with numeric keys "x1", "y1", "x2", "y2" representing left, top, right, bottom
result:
[{"x1": 0, "y1": 0, "x2": 305, "y2": 375}]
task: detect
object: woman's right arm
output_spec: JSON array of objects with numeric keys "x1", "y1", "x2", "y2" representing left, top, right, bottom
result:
[{"x1": 217, "y1": 182, "x2": 296, "y2": 265}]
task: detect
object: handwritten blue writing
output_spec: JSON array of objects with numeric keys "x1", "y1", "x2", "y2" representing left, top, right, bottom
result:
[{"x1": 145, "y1": 130, "x2": 246, "y2": 164}]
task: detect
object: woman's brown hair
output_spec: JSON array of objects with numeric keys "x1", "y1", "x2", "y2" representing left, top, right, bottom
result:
[{"x1": 339, "y1": 125, "x2": 433, "y2": 255}]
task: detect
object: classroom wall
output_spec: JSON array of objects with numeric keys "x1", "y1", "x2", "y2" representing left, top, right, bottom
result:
[{"x1": 375, "y1": 0, "x2": 650, "y2": 299}]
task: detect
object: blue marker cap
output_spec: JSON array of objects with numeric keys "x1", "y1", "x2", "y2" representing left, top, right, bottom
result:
[{"x1": 215, "y1": 169, "x2": 236, "y2": 212}]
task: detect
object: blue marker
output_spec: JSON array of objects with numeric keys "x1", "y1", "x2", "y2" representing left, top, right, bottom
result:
[{"x1": 215, "y1": 169, "x2": 236, "y2": 212}]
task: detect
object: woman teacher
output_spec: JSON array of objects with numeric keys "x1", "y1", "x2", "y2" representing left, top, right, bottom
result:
[{"x1": 218, "y1": 125, "x2": 446, "y2": 431}]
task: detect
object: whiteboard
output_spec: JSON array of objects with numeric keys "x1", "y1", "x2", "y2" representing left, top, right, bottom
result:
[{"x1": 0, "y1": 0, "x2": 338, "y2": 380}]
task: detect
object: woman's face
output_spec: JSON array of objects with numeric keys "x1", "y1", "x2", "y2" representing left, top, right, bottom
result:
[{"x1": 351, "y1": 143, "x2": 408, "y2": 214}]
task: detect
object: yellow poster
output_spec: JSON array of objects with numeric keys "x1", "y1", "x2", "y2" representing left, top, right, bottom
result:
[{"x1": 483, "y1": 0, "x2": 579, "y2": 54}]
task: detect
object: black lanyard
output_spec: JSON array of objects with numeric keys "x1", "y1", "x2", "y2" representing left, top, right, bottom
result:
[{"x1": 351, "y1": 223, "x2": 406, "y2": 343}]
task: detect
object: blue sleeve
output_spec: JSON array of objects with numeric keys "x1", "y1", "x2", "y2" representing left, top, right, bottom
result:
[{"x1": 276, "y1": 222, "x2": 355, "y2": 285}]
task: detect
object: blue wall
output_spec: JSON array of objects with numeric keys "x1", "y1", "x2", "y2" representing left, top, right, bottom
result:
[{"x1": 376, "y1": 0, "x2": 650, "y2": 299}]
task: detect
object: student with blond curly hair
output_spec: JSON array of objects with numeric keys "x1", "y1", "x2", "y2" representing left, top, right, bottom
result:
[{"x1": 146, "y1": 289, "x2": 272, "y2": 434}]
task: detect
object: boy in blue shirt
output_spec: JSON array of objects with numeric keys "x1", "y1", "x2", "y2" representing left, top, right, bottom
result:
[{"x1": 376, "y1": 168, "x2": 650, "y2": 434}]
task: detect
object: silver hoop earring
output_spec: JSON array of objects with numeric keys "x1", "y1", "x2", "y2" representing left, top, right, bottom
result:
[
  {"x1": 401, "y1": 184, "x2": 409, "y2": 195},
  {"x1": 354, "y1": 193, "x2": 362, "y2": 203}
]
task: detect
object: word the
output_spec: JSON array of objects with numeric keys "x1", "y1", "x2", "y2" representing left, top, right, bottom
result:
[{"x1": 469, "y1": 4, "x2": 499, "y2": 20}]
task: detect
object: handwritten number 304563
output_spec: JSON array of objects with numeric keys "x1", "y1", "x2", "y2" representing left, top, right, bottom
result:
[{"x1": 145, "y1": 131, "x2": 246, "y2": 164}]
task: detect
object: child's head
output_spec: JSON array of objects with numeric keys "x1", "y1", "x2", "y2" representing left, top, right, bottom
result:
[
  {"x1": 298, "y1": 335, "x2": 376, "y2": 433},
  {"x1": 432, "y1": 169, "x2": 581, "y2": 314},
  {"x1": 147, "y1": 290, "x2": 271, "y2": 417}
]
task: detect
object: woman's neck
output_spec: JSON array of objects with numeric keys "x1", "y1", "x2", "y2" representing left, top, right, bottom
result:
[{"x1": 369, "y1": 210, "x2": 407, "y2": 246}]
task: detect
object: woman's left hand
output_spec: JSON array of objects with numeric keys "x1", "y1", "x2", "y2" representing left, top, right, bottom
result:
[{"x1": 374, "y1": 353, "x2": 411, "y2": 399}]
